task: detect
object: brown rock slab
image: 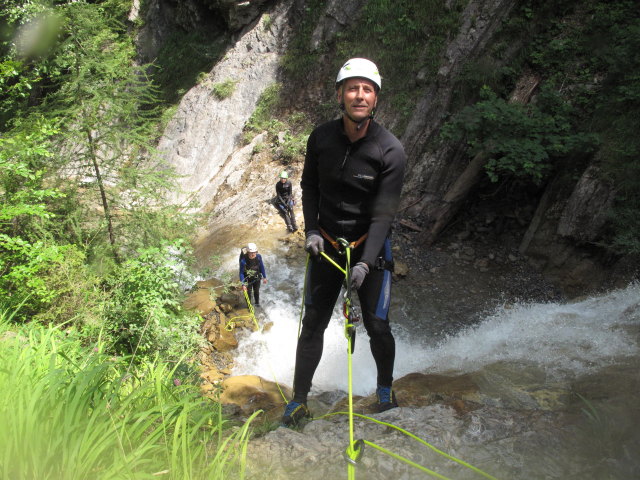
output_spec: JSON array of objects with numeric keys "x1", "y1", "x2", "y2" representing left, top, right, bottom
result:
[
  {"x1": 220, "y1": 375, "x2": 292, "y2": 420},
  {"x1": 183, "y1": 288, "x2": 216, "y2": 315}
]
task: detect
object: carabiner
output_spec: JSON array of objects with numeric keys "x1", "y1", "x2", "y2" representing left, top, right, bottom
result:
[{"x1": 343, "y1": 439, "x2": 365, "y2": 465}]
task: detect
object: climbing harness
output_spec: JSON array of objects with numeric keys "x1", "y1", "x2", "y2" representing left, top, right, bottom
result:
[{"x1": 319, "y1": 227, "x2": 367, "y2": 253}]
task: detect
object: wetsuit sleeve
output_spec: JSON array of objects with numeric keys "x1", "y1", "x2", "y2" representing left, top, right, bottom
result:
[
  {"x1": 258, "y1": 255, "x2": 266, "y2": 279},
  {"x1": 239, "y1": 259, "x2": 246, "y2": 283},
  {"x1": 361, "y1": 138, "x2": 406, "y2": 266},
  {"x1": 301, "y1": 130, "x2": 320, "y2": 233}
]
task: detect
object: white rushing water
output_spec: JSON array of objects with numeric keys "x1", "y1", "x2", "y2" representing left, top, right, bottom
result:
[{"x1": 224, "y1": 246, "x2": 640, "y2": 396}]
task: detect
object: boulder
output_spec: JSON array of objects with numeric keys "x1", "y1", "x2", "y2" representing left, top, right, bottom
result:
[
  {"x1": 183, "y1": 288, "x2": 216, "y2": 315},
  {"x1": 220, "y1": 375, "x2": 292, "y2": 419}
]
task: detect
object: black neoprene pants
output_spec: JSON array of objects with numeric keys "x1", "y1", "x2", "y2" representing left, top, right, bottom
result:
[
  {"x1": 246, "y1": 278, "x2": 260, "y2": 305},
  {"x1": 292, "y1": 239, "x2": 395, "y2": 402}
]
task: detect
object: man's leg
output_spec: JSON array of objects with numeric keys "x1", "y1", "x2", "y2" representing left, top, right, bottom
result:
[
  {"x1": 288, "y1": 205, "x2": 298, "y2": 231},
  {"x1": 292, "y1": 256, "x2": 343, "y2": 400},
  {"x1": 357, "y1": 239, "x2": 398, "y2": 411},
  {"x1": 277, "y1": 202, "x2": 292, "y2": 230},
  {"x1": 283, "y1": 253, "x2": 343, "y2": 426},
  {"x1": 252, "y1": 280, "x2": 260, "y2": 306}
]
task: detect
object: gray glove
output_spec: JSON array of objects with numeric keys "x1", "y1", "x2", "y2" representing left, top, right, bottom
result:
[
  {"x1": 350, "y1": 262, "x2": 369, "y2": 290},
  {"x1": 305, "y1": 230, "x2": 324, "y2": 256}
]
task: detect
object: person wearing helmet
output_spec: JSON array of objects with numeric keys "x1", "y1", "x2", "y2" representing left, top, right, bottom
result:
[
  {"x1": 239, "y1": 242, "x2": 267, "y2": 307},
  {"x1": 274, "y1": 170, "x2": 298, "y2": 232},
  {"x1": 282, "y1": 58, "x2": 406, "y2": 427}
]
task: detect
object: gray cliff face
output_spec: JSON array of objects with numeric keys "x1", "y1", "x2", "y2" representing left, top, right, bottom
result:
[
  {"x1": 156, "y1": 0, "x2": 293, "y2": 216},
  {"x1": 401, "y1": 0, "x2": 517, "y2": 196}
]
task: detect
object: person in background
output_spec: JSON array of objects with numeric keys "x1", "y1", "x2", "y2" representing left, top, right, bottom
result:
[
  {"x1": 282, "y1": 58, "x2": 406, "y2": 427},
  {"x1": 239, "y1": 242, "x2": 267, "y2": 307},
  {"x1": 275, "y1": 171, "x2": 298, "y2": 232}
]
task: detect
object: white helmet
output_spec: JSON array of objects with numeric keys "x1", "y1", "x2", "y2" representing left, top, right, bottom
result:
[
  {"x1": 247, "y1": 243, "x2": 258, "y2": 253},
  {"x1": 335, "y1": 58, "x2": 381, "y2": 91}
]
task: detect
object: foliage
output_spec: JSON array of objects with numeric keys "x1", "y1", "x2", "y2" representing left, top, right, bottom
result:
[
  {"x1": 102, "y1": 242, "x2": 203, "y2": 362},
  {"x1": 211, "y1": 79, "x2": 237, "y2": 100},
  {"x1": 441, "y1": 86, "x2": 597, "y2": 183},
  {"x1": 244, "y1": 83, "x2": 312, "y2": 163},
  {"x1": 0, "y1": 116, "x2": 72, "y2": 319},
  {"x1": 0, "y1": 1, "x2": 201, "y2": 351},
  {"x1": 153, "y1": 30, "x2": 228, "y2": 104},
  {"x1": 0, "y1": 317, "x2": 257, "y2": 480},
  {"x1": 519, "y1": 0, "x2": 640, "y2": 252}
]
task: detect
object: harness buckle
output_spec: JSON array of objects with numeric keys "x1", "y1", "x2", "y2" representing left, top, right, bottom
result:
[
  {"x1": 374, "y1": 256, "x2": 395, "y2": 272},
  {"x1": 336, "y1": 237, "x2": 349, "y2": 254}
]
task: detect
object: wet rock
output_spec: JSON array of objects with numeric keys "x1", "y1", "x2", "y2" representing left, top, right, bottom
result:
[
  {"x1": 393, "y1": 261, "x2": 408, "y2": 277},
  {"x1": 213, "y1": 323, "x2": 238, "y2": 351},
  {"x1": 183, "y1": 287, "x2": 216, "y2": 315},
  {"x1": 219, "y1": 291, "x2": 240, "y2": 306},
  {"x1": 219, "y1": 375, "x2": 291, "y2": 420},
  {"x1": 201, "y1": 367, "x2": 225, "y2": 384},
  {"x1": 394, "y1": 372, "x2": 482, "y2": 407}
]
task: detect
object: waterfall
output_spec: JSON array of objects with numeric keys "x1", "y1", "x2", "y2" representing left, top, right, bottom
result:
[{"x1": 224, "y1": 246, "x2": 639, "y2": 396}]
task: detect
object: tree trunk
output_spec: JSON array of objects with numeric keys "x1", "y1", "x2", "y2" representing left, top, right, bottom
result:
[
  {"x1": 422, "y1": 73, "x2": 541, "y2": 246},
  {"x1": 86, "y1": 129, "x2": 120, "y2": 263}
]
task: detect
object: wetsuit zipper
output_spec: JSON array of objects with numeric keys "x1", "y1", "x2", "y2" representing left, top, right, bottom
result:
[
  {"x1": 338, "y1": 146, "x2": 351, "y2": 233},
  {"x1": 340, "y1": 145, "x2": 351, "y2": 170}
]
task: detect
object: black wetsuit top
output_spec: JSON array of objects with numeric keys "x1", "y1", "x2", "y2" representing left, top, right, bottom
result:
[
  {"x1": 301, "y1": 118, "x2": 406, "y2": 267},
  {"x1": 276, "y1": 179, "x2": 293, "y2": 203}
]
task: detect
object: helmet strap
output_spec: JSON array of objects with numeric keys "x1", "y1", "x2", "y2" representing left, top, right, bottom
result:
[{"x1": 340, "y1": 103, "x2": 374, "y2": 130}]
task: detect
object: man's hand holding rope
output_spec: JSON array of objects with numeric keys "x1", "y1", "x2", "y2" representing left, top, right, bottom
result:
[{"x1": 305, "y1": 230, "x2": 324, "y2": 256}]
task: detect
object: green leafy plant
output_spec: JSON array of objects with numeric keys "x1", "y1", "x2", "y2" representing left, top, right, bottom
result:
[
  {"x1": 441, "y1": 86, "x2": 597, "y2": 183},
  {"x1": 244, "y1": 83, "x2": 312, "y2": 163},
  {"x1": 212, "y1": 79, "x2": 237, "y2": 100},
  {"x1": 103, "y1": 242, "x2": 203, "y2": 362}
]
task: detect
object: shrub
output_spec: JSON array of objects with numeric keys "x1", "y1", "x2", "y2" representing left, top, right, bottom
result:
[
  {"x1": 103, "y1": 242, "x2": 203, "y2": 362},
  {"x1": 212, "y1": 79, "x2": 237, "y2": 100}
]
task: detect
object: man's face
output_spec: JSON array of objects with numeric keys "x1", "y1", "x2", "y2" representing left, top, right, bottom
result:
[
  {"x1": 338, "y1": 77, "x2": 378, "y2": 122},
  {"x1": 248, "y1": 251, "x2": 257, "y2": 258},
  {"x1": 280, "y1": 177, "x2": 287, "y2": 183}
]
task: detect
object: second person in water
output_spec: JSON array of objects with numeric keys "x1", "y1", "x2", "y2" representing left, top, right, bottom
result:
[{"x1": 239, "y1": 242, "x2": 267, "y2": 307}]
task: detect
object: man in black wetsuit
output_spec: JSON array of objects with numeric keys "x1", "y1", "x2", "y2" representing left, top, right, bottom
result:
[
  {"x1": 282, "y1": 58, "x2": 406, "y2": 426},
  {"x1": 275, "y1": 171, "x2": 298, "y2": 232}
]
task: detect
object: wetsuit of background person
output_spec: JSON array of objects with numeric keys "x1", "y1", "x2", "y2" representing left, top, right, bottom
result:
[
  {"x1": 282, "y1": 58, "x2": 406, "y2": 427},
  {"x1": 275, "y1": 171, "x2": 298, "y2": 232},
  {"x1": 239, "y1": 243, "x2": 267, "y2": 307}
]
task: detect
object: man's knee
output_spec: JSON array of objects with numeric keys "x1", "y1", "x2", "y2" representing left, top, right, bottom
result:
[
  {"x1": 299, "y1": 307, "x2": 332, "y2": 340},
  {"x1": 365, "y1": 316, "x2": 392, "y2": 338}
]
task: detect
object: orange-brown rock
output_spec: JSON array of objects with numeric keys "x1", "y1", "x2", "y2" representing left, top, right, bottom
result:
[
  {"x1": 201, "y1": 367, "x2": 225, "y2": 383},
  {"x1": 213, "y1": 325, "x2": 238, "y2": 351},
  {"x1": 219, "y1": 375, "x2": 291, "y2": 420},
  {"x1": 393, "y1": 372, "x2": 481, "y2": 406},
  {"x1": 184, "y1": 288, "x2": 217, "y2": 315}
]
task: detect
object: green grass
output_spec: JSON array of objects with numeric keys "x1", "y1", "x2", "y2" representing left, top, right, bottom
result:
[{"x1": 0, "y1": 313, "x2": 257, "y2": 480}]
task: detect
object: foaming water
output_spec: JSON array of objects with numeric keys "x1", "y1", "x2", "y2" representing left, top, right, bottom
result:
[{"x1": 228, "y1": 242, "x2": 640, "y2": 396}]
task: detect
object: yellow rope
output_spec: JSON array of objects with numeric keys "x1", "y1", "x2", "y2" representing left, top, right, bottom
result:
[
  {"x1": 362, "y1": 440, "x2": 452, "y2": 480},
  {"x1": 312, "y1": 241, "x2": 499, "y2": 480},
  {"x1": 320, "y1": 411, "x2": 500, "y2": 480},
  {"x1": 224, "y1": 287, "x2": 260, "y2": 331}
]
